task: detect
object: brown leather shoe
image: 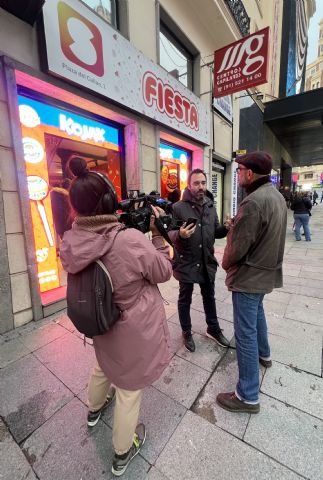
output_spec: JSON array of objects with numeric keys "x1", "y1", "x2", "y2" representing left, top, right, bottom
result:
[{"x1": 216, "y1": 392, "x2": 260, "y2": 413}]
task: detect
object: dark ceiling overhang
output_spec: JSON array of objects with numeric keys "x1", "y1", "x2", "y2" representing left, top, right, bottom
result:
[
  {"x1": 0, "y1": 0, "x2": 45, "y2": 25},
  {"x1": 264, "y1": 88, "x2": 323, "y2": 167}
]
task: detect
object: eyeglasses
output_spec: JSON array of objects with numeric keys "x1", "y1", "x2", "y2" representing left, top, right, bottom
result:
[{"x1": 236, "y1": 166, "x2": 248, "y2": 172}]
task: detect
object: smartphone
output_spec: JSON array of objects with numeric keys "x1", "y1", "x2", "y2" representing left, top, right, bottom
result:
[{"x1": 186, "y1": 217, "x2": 197, "y2": 227}]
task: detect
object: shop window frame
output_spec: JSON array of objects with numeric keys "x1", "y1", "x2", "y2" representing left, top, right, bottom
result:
[
  {"x1": 158, "y1": 7, "x2": 200, "y2": 94},
  {"x1": 17, "y1": 85, "x2": 127, "y2": 199},
  {"x1": 80, "y1": 0, "x2": 119, "y2": 29}
]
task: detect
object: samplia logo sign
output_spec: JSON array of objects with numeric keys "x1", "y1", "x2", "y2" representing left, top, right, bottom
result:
[
  {"x1": 57, "y1": 1, "x2": 104, "y2": 76},
  {"x1": 214, "y1": 27, "x2": 269, "y2": 98}
]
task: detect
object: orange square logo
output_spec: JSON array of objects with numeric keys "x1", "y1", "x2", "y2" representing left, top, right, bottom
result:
[{"x1": 57, "y1": 1, "x2": 104, "y2": 77}]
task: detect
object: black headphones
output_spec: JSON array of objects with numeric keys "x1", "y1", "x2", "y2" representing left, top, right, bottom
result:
[{"x1": 90, "y1": 171, "x2": 119, "y2": 214}]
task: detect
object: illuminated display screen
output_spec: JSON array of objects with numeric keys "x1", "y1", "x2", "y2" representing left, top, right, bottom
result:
[
  {"x1": 160, "y1": 142, "x2": 190, "y2": 199},
  {"x1": 18, "y1": 93, "x2": 122, "y2": 295}
]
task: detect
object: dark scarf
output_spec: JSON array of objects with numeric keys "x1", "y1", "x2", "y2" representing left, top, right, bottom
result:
[{"x1": 245, "y1": 175, "x2": 271, "y2": 195}]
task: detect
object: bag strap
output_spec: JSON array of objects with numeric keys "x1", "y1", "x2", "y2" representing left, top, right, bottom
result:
[
  {"x1": 95, "y1": 260, "x2": 114, "y2": 292},
  {"x1": 95, "y1": 227, "x2": 125, "y2": 292}
]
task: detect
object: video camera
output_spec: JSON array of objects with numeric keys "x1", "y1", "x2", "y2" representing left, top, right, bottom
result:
[{"x1": 118, "y1": 192, "x2": 173, "y2": 235}]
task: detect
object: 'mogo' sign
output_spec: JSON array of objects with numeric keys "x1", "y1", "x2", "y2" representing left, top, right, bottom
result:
[{"x1": 214, "y1": 27, "x2": 269, "y2": 98}]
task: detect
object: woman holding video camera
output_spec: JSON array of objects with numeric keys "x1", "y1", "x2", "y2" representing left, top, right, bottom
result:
[{"x1": 60, "y1": 157, "x2": 172, "y2": 477}]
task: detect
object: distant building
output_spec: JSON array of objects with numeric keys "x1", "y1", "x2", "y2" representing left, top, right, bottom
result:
[
  {"x1": 292, "y1": 164, "x2": 323, "y2": 192},
  {"x1": 305, "y1": 18, "x2": 323, "y2": 90}
]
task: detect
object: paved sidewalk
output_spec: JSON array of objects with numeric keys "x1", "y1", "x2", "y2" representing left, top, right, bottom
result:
[{"x1": 1, "y1": 205, "x2": 323, "y2": 480}]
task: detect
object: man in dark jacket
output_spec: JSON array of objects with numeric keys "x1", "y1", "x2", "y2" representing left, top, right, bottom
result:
[
  {"x1": 169, "y1": 169, "x2": 230, "y2": 352},
  {"x1": 217, "y1": 152, "x2": 287, "y2": 414}
]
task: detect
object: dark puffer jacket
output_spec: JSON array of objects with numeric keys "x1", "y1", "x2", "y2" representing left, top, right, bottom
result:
[
  {"x1": 168, "y1": 188, "x2": 228, "y2": 283},
  {"x1": 291, "y1": 196, "x2": 312, "y2": 214}
]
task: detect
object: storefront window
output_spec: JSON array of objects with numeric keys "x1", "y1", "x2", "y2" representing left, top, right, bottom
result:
[
  {"x1": 82, "y1": 0, "x2": 117, "y2": 27},
  {"x1": 18, "y1": 91, "x2": 123, "y2": 301},
  {"x1": 160, "y1": 142, "x2": 191, "y2": 200}
]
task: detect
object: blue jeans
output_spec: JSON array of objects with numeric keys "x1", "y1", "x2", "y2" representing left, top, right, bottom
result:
[
  {"x1": 232, "y1": 292, "x2": 270, "y2": 403},
  {"x1": 294, "y1": 213, "x2": 311, "y2": 241}
]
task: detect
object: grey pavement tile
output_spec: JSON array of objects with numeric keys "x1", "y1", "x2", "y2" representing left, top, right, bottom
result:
[
  {"x1": 288, "y1": 294, "x2": 322, "y2": 311},
  {"x1": 177, "y1": 332, "x2": 227, "y2": 373},
  {"x1": 166, "y1": 320, "x2": 183, "y2": 356},
  {"x1": 305, "y1": 249, "x2": 323, "y2": 259},
  {"x1": 16, "y1": 322, "x2": 68, "y2": 352},
  {"x1": 266, "y1": 290, "x2": 292, "y2": 304},
  {"x1": 133, "y1": 386, "x2": 186, "y2": 465},
  {"x1": 101, "y1": 386, "x2": 186, "y2": 465},
  {"x1": 279, "y1": 284, "x2": 323, "y2": 299},
  {"x1": 283, "y1": 264, "x2": 301, "y2": 277},
  {"x1": 267, "y1": 316, "x2": 322, "y2": 376},
  {"x1": 261, "y1": 363, "x2": 323, "y2": 420},
  {"x1": 263, "y1": 299, "x2": 287, "y2": 316},
  {"x1": 168, "y1": 309, "x2": 234, "y2": 343},
  {"x1": 0, "y1": 354, "x2": 73, "y2": 443},
  {"x1": 163, "y1": 301, "x2": 178, "y2": 320},
  {"x1": 300, "y1": 270, "x2": 323, "y2": 281},
  {"x1": 0, "y1": 418, "x2": 36, "y2": 480},
  {"x1": 245, "y1": 394, "x2": 323, "y2": 480},
  {"x1": 0, "y1": 336, "x2": 30, "y2": 369},
  {"x1": 22, "y1": 397, "x2": 149, "y2": 480},
  {"x1": 216, "y1": 301, "x2": 233, "y2": 322},
  {"x1": 300, "y1": 264, "x2": 323, "y2": 273},
  {"x1": 283, "y1": 275, "x2": 323, "y2": 288},
  {"x1": 147, "y1": 467, "x2": 170, "y2": 480},
  {"x1": 285, "y1": 304, "x2": 323, "y2": 328},
  {"x1": 33, "y1": 331, "x2": 96, "y2": 394},
  {"x1": 54, "y1": 313, "x2": 77, "y2": 333},
  {"x1": 155, "y1": 411, "x2": 301, "y2": 480},
  {"x1": 153, "y1": 355, "x2": 210, "y2": 408},
  {"x1": 192, "y1": 349, "x2": 264, "y2": 439}
]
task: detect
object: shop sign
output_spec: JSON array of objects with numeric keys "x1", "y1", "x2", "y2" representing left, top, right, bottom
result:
[
  {"x1": 213, "y1": 95, "x2": 233, "y2": 123},
  {"x1": 42, "y1": 0, "x2": 210, "y2": 144},
  {"x1": 59, "y1": 114, "x2": 106, "y2": 142},
  {"x1": 231, "y1": 161, "x2": 238, "y2": 217},
  {"x1": 214, "y1": 27, "x2": 269, "y2": 98},
  {"x1": 23, "y1": 138, "x2": 45, "y2": 164}
]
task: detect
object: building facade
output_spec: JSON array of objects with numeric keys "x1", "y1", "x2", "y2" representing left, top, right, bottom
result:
[
  {"x1": 0, "y1": 0, "x2": 250, "y2": 332},
  {"x1": 305, "y1": 18, "x2": 323, "y2": 91}
]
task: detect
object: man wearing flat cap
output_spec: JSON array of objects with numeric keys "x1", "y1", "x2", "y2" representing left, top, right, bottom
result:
[{"x1": 217, "y1": 152, "x2": 287, "y2": 413}]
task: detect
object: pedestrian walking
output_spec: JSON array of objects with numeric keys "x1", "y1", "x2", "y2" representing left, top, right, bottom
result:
[
  {"x1": 60, "y1": 157, "x2": 172, "y2": 476},
  {"x1": 290, "y1": 192, "x2": 312, "y2": 241},
  {"x1": 217, "y1": 152, "x2": 287, "y2": 414},
  {"x1": 312, "y1": 190, "x2": 318, "y2": 206},
  {"x1": 168, "y1": 168, "x2": 231, "y2": 353}
]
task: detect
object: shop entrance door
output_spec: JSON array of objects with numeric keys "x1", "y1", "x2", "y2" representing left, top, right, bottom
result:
[{"x1": 18, "y1": 92, "x2": 124, "y2": 304}]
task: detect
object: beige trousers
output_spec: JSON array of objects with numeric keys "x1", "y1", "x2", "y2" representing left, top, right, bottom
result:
[{"x1": 88, "y1": 365, "x2": 142, "y2": 455}]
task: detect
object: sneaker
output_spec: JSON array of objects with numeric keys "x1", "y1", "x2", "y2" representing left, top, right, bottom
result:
[
  {"x1": 87, "y1": 387, "x2": 116, "y2": 427},
  {"x1": 206, "y1": 329, "x2": 230, "y2": 347},
  {"x1": 112, "y1": 423, "x2": 146, "y2": 476},
  {"x1": 259, "y1": 357, "x2": 272, "y2": 368},
  {"x1": 216, "y1": 392, "x2": 260, "y2": 414},
  {"x1": 182, "y1": 331, "x2": 195, "y2": 352}
]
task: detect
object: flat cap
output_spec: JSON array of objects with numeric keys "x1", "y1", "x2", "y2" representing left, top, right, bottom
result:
[{"x1": 236, "y1": 151, "x2": 272, "y2": 175}]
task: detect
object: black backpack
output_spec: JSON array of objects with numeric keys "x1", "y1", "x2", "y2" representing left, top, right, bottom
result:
[{"x1": 66, "y1": 259, "x2": 120, "y2": 338}]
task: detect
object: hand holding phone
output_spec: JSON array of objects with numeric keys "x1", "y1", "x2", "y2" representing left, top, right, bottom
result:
[
  {"x1": 180, "y1": 217, "x2": 197, "y2": 239},
  {"x1": 185, "y1": 217, "x2": 198, "y2": 227}
]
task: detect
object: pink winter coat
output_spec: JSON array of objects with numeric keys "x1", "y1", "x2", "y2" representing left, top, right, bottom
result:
[{"x1": 60, "y1": 215, "x2": 173, "y2": 390}]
